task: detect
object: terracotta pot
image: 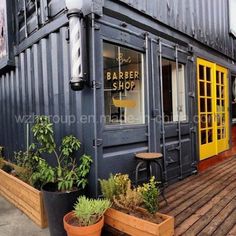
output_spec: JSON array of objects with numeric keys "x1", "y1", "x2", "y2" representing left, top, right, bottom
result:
[{"x1": 63, "y1": 212, "x2": 104, "y2": 236}]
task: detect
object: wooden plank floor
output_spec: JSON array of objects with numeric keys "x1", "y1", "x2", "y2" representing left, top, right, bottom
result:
[{"x1": 160, "y1": 156, "x2": 236, "y2": 236}]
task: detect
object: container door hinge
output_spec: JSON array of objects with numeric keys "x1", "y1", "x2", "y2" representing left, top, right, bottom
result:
[
  {"x1": 152, "y1": 109, "x2": 159, "y2": 118},
  {"x1": 188, "y1": 92, "x2": 195, "y2": 98},
  {"x1": 166, "y1": 156, "x2": 176, "y2": 164},
  {"x1": 93, "y1": 139, "x2": 103, "y2": 147},
  {"x1": 187, "y1": 56, "x2": 194, "y2": 62},
  {"x1": 42, "y1": 0, "x2": 50, "y2": 22},
  {"x1": 166, "y1": 146, "x2": 180, "y2": 152},
  {"x1": 45, "y1": 6, "x2": 50, "y2": 20},
  {"x1": 65, "y1": 28, "x2": 70, "y2": 41},
  {"x1": 91, "y1": 81, "x2": 102, "y2": 89},
  {"x1": 94, "y1": 23, "x2": 100, "y2": 30},
  {"x1": 190, "y1": 127, "x2": 197, "y2": 133}
]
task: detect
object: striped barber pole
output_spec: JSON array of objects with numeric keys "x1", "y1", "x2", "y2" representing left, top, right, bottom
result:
[{"x1": 69, "y1": 15, "x2": 83, "y2": 79}]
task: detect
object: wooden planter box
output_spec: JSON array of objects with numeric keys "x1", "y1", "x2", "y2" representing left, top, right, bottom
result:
[
  {"x1": 105, "y1": 208, "x2": 174, "y2": 236},
  {"x1": 0, "y1": 168, "x2": 47, "y2": 228}
]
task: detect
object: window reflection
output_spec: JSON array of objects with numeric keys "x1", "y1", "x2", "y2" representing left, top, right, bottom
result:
[{"x1": 103, "y1": 42, "x2": 144, "y2": 125}]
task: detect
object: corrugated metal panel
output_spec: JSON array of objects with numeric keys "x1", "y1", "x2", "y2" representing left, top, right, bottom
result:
[
  {"x1": 0, "y1": 26, "x2": 83, "y2": 160},
  {"x1": 118, "y1": 0, "x2": 236, "y2": 59},
  {"x1": 17, "y1": 0, "x2": 66, "y2": 42}
]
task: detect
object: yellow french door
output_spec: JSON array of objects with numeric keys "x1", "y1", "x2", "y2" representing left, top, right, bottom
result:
[
  {"x1": 216, "y1": 66, "x2": 229, "y2": 153},
  {"x1": 197, "y1": 58, "x2": 229, "y2": 161}
]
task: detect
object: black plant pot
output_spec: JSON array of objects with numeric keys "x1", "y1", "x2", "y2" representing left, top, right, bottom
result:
[{"x1": 42, "y1": 183, "x2": 80, "y2": 236}]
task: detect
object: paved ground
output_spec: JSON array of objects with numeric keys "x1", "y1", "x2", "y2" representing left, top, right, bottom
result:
[{"x1": 0, "y1": 196, "x2": 49, "y2": 236}]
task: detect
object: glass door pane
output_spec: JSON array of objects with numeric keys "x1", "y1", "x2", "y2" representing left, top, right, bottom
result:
[
  {"x1": 216, "y1": 66, "x2": 229, "y2": 153},
  {"x1": 197, "y1": 59, "x2": 217, "y2": 160}
]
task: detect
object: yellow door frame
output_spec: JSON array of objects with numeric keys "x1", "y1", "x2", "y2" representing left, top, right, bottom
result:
[{"x1": 197, "y1": 58, "x2": 229, "y2": 161}]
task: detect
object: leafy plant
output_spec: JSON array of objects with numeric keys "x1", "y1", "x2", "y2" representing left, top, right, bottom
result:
[
  {"x1": 14, "y1": 150, "x2": 38, "y2": 172},
  {"x1": 99, "y1": 174, "x2": 130, "y2": 201},
  {"x1": 30, "y1": 156, "x2": 55, "y2": 189},
  {"x1": 28, "y1": 116, "x2": 92, "y2": 191},
  {"x1": 114, "y1": 174, "x2": 130, "y2": 196},
  {"x1": 73, "y1": 196, "x2": 111, "y2": 226},
  {"x1": 114, "y1": 183, "x2": 143, "y2": 211},
  {"x1": 138, "y1": 176, "x2": 160, "y2": 214},
  {"x1": 100, "y1": 174, "x2": 143, "y2": 211},
  {"x1": 100, "y1": 174, "x2": 160, "y2": 214},
  {"x1": 99, "y1": 175, "x2": 117, "y2": 201}
]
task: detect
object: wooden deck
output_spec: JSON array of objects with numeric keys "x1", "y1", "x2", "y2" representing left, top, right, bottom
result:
[{"x1": 160, "y1": 156, "x2": 236, "y2": 236}]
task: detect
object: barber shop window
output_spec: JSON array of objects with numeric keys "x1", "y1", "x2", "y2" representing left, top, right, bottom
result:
[
  {"x1": 162, "y1": 59, "x2": 187, "y2": 122},
  {"x1": 103, "y1": 42, "x2": 144, "y2": 125}
]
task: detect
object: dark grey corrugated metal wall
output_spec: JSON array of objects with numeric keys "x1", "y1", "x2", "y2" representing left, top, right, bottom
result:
[
  {"x1": 0, "y1": 26, "x2": 83, "y2": 160},
  {"x1": 119, "y1": 0, "x2": 235, "y2": 59}
]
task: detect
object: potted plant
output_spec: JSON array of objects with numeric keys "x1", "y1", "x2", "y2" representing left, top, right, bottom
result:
[
  {"x1": 99, "y1": 174, "x2": 174, "y2": 236},
  {"x1": 63, "y1": 196, "x2": 111, "y2": 236},
  {"x1": 29, "y1": 116, "x2": 93, "y2": 236}
]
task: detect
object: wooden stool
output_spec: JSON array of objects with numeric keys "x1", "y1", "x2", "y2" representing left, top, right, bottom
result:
[{"x1": 135, "y1": 152, "x2": 168, "y2": 205}]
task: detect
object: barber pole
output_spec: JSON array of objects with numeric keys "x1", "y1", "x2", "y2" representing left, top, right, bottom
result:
[
  {"x1": 67, "y1": 9, "x2": 85, "y2": 90},
  {"x1": 65, "y1": 0, "x2": 93, "y2": 90}
]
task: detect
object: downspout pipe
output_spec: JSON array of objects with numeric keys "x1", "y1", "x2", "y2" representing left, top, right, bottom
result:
[
  {"x1": 175, "y1": 45, "x2": 183, "y2": 180},
  {"x1": 145, "y1": 33, "x2": 151, "y2": 151},
  {"x1": 159, "y1": 40, "x2": 168, "y2": 182},
  {"x1": 91, "y1": 12, "x2": 99, "y2": 197}
]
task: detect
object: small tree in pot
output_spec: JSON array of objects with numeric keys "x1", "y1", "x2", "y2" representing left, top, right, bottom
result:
[
  {"x1": 29, "y1": 116, "x2": 92, "y2": 236},
  {"x1": 64, "y1": 196, "x2": 111, "y2": 236}
]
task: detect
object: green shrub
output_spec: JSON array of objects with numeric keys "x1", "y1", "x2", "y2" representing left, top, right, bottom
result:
[
  {"x1": 100, "y1": 174, "x2": 160, "y2": 214},
  {"x1": 73, "y1": 196, "x2": 111, "y2": 226},
  {"x1": 14, "y1": 116, "x2": 92, "y2": 192},
  {"x1": 14, "y1": 150, "x2": 38, "y2": 172},
  {"x1": 99, "y1": 174, "x2": 117, "y2": 200},
  {"x1": 138, "y1": 176, "x2": 160, "y2": 214},
  {"x1": 113, "y1": 184, "x2": 143, "y2": 211},
  {"x1": 29, "y1": 116, "x2": 93, "y2": 191},
  {"x1": 99, "y1": 173, "x2": 130, "y2": 201},
  {"x1": 114, "y1": 174, "x2": 130, "y2": 196},
  {"x1": 100, "y1": 174, "x2": 143, "y2": 211}
]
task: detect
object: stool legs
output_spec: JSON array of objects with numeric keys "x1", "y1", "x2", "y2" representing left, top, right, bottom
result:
[
  {"x1": 153, "y1": 160, "x2": 164, "y2": 186},
  {"x1": 147, "y1": 161, "x2": 152, "y2": 178},
  {"x1": 153, "y1": 160, "x2": 168, "y2": 206},
  {"x1": 135, "y1": 160, "x2": 145, "y2": 186}
]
